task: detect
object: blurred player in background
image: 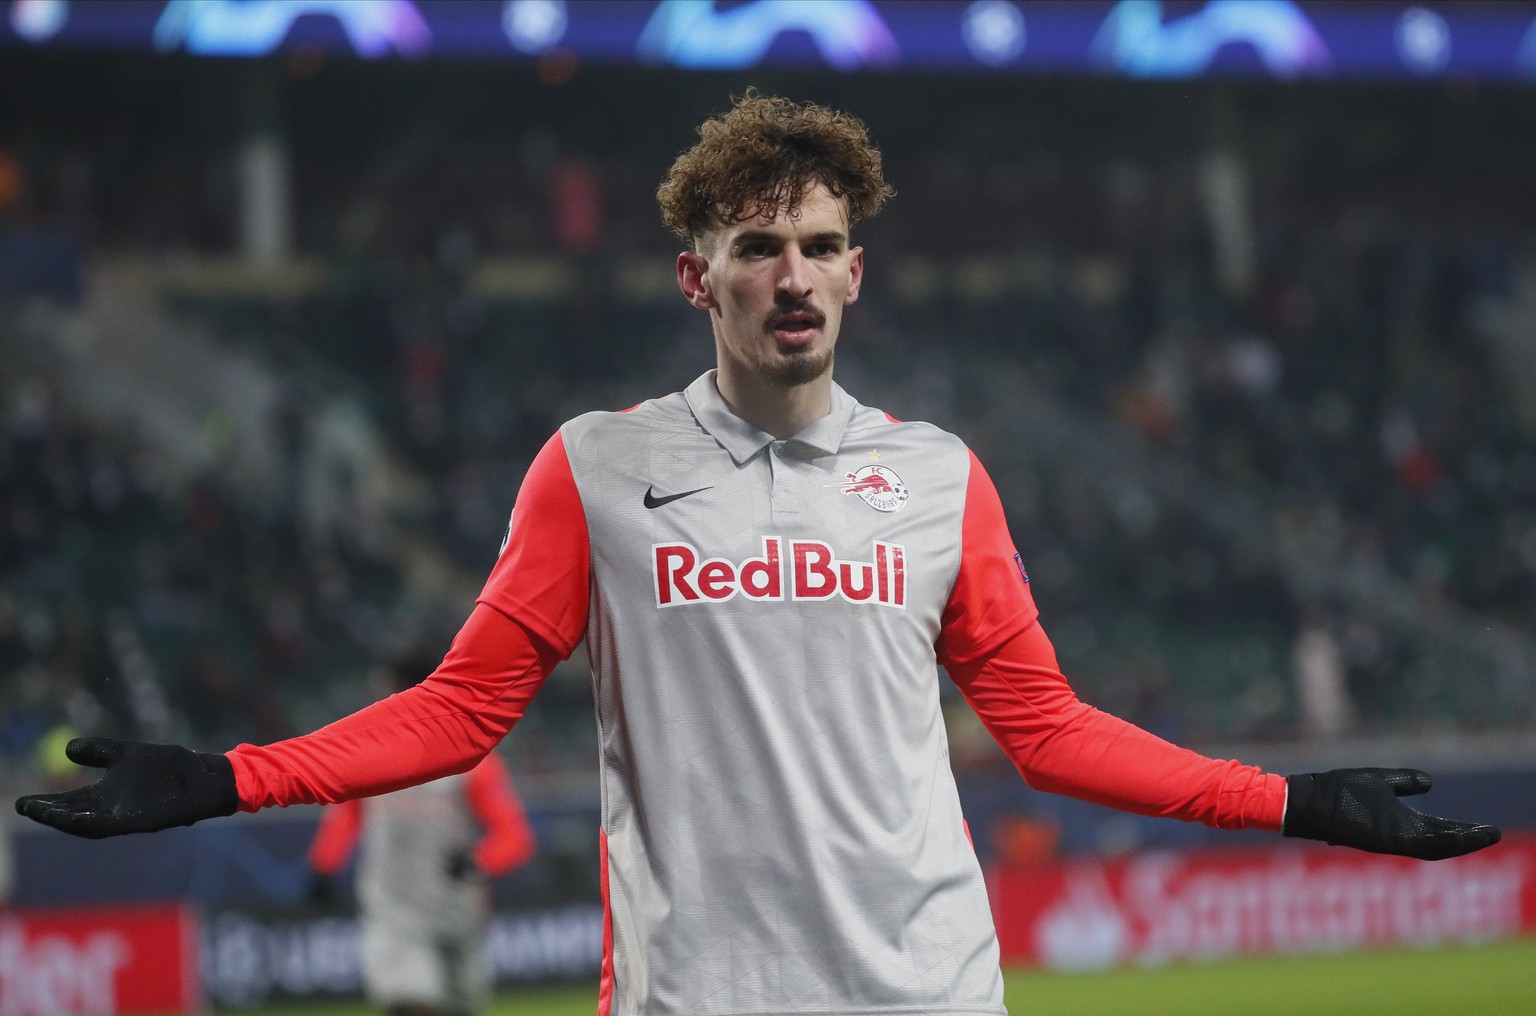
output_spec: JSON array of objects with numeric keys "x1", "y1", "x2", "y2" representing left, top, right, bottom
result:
[
  {"x1": 0, "y1": 800, "x2": 11, "y2": 912},
  {"x1": 17, "y1": 91, "x2": 1500, "y2": 1016},
  {"x1": 308, "y1": 655, "x2": 536, "y2": 1016}
]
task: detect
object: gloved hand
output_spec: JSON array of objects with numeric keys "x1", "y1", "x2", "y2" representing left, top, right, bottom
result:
[
  {"x1": 14, "y1": 737, "x2": 239, "y2": 839},
  {"x1": 1283, "y1": 768, "x2": 1501, "y2": 861},
  {"x1": 446, "y1": 849, "x2": 478, "y2": 881}
]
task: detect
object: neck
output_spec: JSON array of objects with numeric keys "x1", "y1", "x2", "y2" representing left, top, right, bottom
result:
[{"x1": 713, "y1": 363, "x2": 833, "y2": 439}]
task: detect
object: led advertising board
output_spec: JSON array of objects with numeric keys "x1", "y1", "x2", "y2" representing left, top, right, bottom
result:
[{"x1": 4, "y1": 0, "x2": 1536, "y2": 82}]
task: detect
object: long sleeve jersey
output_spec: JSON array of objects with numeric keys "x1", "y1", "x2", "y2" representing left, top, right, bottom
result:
[{"x1": 229, "y1": 371, "x2": 1285, "y2": 1016}]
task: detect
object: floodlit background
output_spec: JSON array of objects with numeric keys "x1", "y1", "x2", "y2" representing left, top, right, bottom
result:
[{"x1": 1, "y1": 0, "x2": 1534, "y2": 1011}]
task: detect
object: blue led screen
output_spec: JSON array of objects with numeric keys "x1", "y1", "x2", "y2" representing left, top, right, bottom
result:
[{"x1": 4, "y1": 0, "x2": 1536, "y2": 82}]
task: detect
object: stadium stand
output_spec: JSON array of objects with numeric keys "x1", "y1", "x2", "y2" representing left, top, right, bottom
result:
[{"x1": 3, "y1": 58, "x2": 1533, "y2": 802}]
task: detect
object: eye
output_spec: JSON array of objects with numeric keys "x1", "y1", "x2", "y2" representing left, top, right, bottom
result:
[
  {"x1": 737, "y1": 242, "x2": 774, "y2": 259},
  {"x1": 808, "y1": 242, "x2": 839, "y2": 257}
]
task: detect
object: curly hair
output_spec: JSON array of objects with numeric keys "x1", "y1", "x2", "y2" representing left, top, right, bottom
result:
[{"x1": 657, "y1": 89, "x2": 895, "y2": 249}]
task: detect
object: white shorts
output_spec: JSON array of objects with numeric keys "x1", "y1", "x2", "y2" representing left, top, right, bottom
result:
[{"x1": 360, "y1": 919, "x2": 489, "y2": 1015}]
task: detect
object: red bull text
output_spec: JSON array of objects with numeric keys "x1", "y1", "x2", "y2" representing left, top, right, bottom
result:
[{"x1": 654, "y1": 537, "x2": 906, "y2": 608}]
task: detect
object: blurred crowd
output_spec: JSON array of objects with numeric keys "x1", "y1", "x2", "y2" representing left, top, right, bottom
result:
[
  {"x1": 0, "y1": 370, "x2": 400, "y2": 753},
  {"x1": 2, "y1": 62, "x2": 1534, "y2": 786}
]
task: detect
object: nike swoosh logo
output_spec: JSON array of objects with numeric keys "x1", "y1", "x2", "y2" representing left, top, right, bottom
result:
[{"x1": 644, "y1": 485, "x2": 713, "y2": 509}]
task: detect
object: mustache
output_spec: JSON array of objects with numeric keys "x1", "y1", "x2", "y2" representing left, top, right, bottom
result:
[{"x1": 765, "y1": 302, "x2": 826, "y2": 330}]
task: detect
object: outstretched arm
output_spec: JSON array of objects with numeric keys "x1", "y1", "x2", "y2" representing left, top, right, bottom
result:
[
  {"x1": 949, "y1": 628, "x2": 1499, "y2": 859},
  {"x1": 230, "y1": 605, "x2": 559, "y2": 809},
  {"x1": 14, "y1": 605, "x2": 561, "y2": 836},
  {"x1": 946, "y1": 622, "x2": 1287, "y2": 831},
  {"x1": 940, "y1": 448, "x2": 1499, "y2": 860},
  {"x1": 235, "y1": 429, "x2": 590, "y2": 810},
  {"x1": 16, "y1": 430, "x2": 592, "y2": 838}
]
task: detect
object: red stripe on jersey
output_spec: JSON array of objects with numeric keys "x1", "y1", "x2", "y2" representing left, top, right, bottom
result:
[{"x1": 598, "y1": 829, "x2": 615, "y2": 1016}]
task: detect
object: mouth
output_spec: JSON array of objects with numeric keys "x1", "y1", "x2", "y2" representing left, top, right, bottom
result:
[{"x1": 769, "y1": 310, "x2": 824, "y2": 347}]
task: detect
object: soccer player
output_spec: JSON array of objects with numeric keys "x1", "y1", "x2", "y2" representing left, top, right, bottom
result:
[
  {"x1": 16, "y1": 92, "x2": 1500, "y2": 1015},
  {"x1": 307, "y1": 658, "x2": 536, "y2": 1016}
]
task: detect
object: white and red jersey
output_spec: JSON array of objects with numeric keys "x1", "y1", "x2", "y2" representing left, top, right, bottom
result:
[{"x1": 229, "y1": 371, "x2": 1285, "y2": 1016}]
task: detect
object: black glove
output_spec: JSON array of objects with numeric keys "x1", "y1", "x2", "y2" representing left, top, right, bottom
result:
[
  {"x1": 446, "y1": 849, "x2": 478, "y2": 881},
  {"x1": 14, "y1": 737, "x2": 239, "y2": 839},
  {"x1": 1283, "y1": 767, "x2": 1501, "y2": 861}
]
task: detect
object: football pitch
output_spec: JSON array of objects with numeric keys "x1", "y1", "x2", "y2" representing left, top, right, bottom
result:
[{"x1": 240, "y1": 938, "x2": 1536, "y2": 1015}]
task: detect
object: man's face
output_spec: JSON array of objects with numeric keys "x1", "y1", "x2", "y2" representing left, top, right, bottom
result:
[{"x1": 680, "y1": 182, "x2": 864, "y2": 388}]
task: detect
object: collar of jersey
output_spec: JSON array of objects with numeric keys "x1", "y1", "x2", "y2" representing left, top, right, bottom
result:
[{"x1": 684, "y1": 371, "x2": 857, "y2": 466}]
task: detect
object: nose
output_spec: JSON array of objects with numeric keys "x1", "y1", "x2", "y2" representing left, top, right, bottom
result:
[{"x1": 776, "y1": 248, "x2": 812, "y2": 300}]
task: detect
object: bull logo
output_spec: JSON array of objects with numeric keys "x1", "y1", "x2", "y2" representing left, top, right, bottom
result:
[{"x1": 833, "y1": 464, "x2": 909, "y2": 513}]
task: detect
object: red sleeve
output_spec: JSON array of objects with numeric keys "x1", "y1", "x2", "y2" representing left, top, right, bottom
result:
[
  {"x1": 478, "y1": 430, "x2": 592, "y2": 656},
  {"x1": 307, "y1": 798, "x2": 363, "y2": 874},
  {"x1": 937, "y1": 449, "x2": 1284, "y2": 831},
  {"x1": 466, "y1": 752, "x2": 536, "y2": 876},
  {"x1": 947, "y1": 621, "x2": 1286, "y2": 831},
  {"x1": 228, "y1": 603, "x2": 562, "y2": 810},
  {"x1": 936, "y1": 450, "x2": 1038, "y2": 666},
  {"x1": 226, "y1": 431, "x2": 590, "y2": 812}
]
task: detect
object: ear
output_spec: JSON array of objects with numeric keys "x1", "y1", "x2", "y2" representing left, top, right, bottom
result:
[
  {"x1": 677, "y1": 251, "x2": 716, "y2": 310},
  {"x1": 844, "y1": 246, "x2": 864, "y2": 305}
]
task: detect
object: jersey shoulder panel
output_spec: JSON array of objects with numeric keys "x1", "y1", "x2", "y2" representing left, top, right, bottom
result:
[
  {"x1": 557, "y1": 392, "x2": 719, "y2": 549},
  {"x1": 843, "y1": 402, "x2": 967, "y2": 452},
  {"x1": 560, "y1": 392, "x2": 696, "y2": 464}
]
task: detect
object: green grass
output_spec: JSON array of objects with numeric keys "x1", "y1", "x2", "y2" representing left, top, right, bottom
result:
[
  {"x1": 1000, "y1": 939, "x2": 1536, "y2": 1015},
  {"x1": 234, "y1": 938, "x2": 1536, "y2": 1016}
]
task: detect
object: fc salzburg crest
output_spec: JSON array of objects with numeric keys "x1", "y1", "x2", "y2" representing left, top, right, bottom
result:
[{"x1": 835, "y1": 464, "x2": 910, "y2": 513}]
